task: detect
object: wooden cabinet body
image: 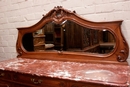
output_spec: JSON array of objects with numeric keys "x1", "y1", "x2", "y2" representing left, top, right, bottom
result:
[
  {"x1": 0, "y1": 70, "x2": 66, "y2": 87},
  {"x1": 0, "y1": 70, "x2": 121, "y2": 87}
]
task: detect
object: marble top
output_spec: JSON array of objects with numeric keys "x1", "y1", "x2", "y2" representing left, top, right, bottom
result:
[{"x1": 0, "y1": 58, "x2": 129, "y2": 86}]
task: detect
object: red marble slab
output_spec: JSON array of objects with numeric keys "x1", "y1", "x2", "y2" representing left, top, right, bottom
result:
[{"x1": 0, "y1": 58, "x2": 129, "y2": 86}]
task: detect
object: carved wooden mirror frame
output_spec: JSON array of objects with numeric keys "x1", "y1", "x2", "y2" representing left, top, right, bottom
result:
[{"x1": 16, "y1": 6, "x2": 129, "y2": 64}]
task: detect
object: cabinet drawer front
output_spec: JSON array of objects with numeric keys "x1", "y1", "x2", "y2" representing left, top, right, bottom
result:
[
  {"x1": 70, "y1": 82, "x2": 117, "y2": 87},
  {"x1": 13, "y1": 83, "x2": 35, "y2": 87},
  {"x1": 0, "y1": 80, "x2": 13, "y2": 87},
  {"x1": 0, "y1": 70, "x2": 11, "y2": 80},
  {"x1": 0, "y1": 83, "x2": 9, "y2": 87},
  {"x1": 13, "y1": 73, "x2": 66, "y2": 87}
]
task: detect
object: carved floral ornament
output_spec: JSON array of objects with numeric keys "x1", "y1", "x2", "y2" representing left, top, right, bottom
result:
[
  {"x1": 43, "y1": 6, "x2": 75, "y2": 24},
  {"x1": 16, "y1": 6, "x2": 129, "y2": 63}
]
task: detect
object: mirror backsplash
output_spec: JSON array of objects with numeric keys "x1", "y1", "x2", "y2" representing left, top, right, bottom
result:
[{"x1": 22, "y1": 20, "x2": 115, "y2": 54}]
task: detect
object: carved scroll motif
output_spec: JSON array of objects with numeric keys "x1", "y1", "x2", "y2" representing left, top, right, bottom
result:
[
  {"x1": 46, "y1": 6, "x2": 73, "y2": 24},
  {"x1": 117, "y1": 39, "x2": 129, "y2": 62},
  {"x1": 51, "y1": 6, "x2": 66, "y2": 24},
  {"x1": 17, "y1": 48, "x2": 23, "y2": 57}
]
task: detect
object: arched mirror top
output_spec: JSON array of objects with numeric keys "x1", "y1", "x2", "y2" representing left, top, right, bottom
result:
[{"x1": 16, "y1": 6, "x2": 129, "y2": 64}]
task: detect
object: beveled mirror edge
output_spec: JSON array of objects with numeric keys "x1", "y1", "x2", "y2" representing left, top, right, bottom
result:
[{"x1": 16, "y1": 6, "x2": 129, "y2": 64}]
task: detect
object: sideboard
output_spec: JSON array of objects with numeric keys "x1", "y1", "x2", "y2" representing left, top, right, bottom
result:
[{"x1": 0, "y1": 6, "x2": 129, "y2": 87}]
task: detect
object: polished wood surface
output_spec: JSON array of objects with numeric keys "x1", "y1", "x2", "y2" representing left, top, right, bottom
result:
[
  {"x1": 16, "y1": 6, "x2": 129, "y2": 64},
  {"x1": 0, "y1": 6, "x2": 129, "y2": 87}
]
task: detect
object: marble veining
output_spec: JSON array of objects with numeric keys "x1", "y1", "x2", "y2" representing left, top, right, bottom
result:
[{"x1": 0, "y1": 58, "x2": 129, "y2": 86}]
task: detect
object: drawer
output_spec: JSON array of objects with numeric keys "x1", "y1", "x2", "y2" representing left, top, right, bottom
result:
[
  {"x1": 12, "y1": 73, "x2": 66, "y2": 87},
  {"x1": 0, "y1": 70, "x2": 12, "y2": 80},
  {"x1": 70, "y1": 81, "x2": 118, "y2": 87},
  {"x1": 13, "y1": 83, "x2": 36, "y2": 87},
  {"x1": 0, "y1": 80, "x2": 13, "y2": 87},
  {"x1": 0, "y1": 83, "x2": 10, "y2": 87}
]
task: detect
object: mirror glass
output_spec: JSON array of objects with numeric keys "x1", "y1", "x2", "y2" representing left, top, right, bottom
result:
[{"x1": 22, "y1": 20, "x2": 116, "y2": 54}]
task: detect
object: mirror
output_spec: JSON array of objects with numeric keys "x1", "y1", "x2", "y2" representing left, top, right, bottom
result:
[
  {"x1": 17, "y1": 6, "x2": 129, "y2": 62},
  {"x1": 22, "y1": 20, "x2": 115, "y2": 54}
]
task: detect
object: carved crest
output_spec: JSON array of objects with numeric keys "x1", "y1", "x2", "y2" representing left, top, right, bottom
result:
[{"x1": 44, "y1": 6, "x2": 73, "y2": 24}]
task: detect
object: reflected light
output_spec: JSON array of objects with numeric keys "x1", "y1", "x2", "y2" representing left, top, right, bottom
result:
[
  {"x1": 61, "y1": 20, "x2": 67, "y2": 25},
  {"x1": 102, "y1": 29, "x2": 107, "y2": 31}
]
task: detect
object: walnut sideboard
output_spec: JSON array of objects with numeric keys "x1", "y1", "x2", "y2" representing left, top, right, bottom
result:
[{"x1": 0, "y1": 6, "x2": 130, "y2": 87}]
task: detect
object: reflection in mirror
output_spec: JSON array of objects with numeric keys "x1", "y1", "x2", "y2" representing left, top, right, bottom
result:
[{"x1": 22, "y1": 20, "x2": 116, "y2": 54}]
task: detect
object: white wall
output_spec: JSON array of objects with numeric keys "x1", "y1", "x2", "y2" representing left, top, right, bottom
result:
[{"x1": 0, "y1": 0, "x2": 130, "y2": 63}]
